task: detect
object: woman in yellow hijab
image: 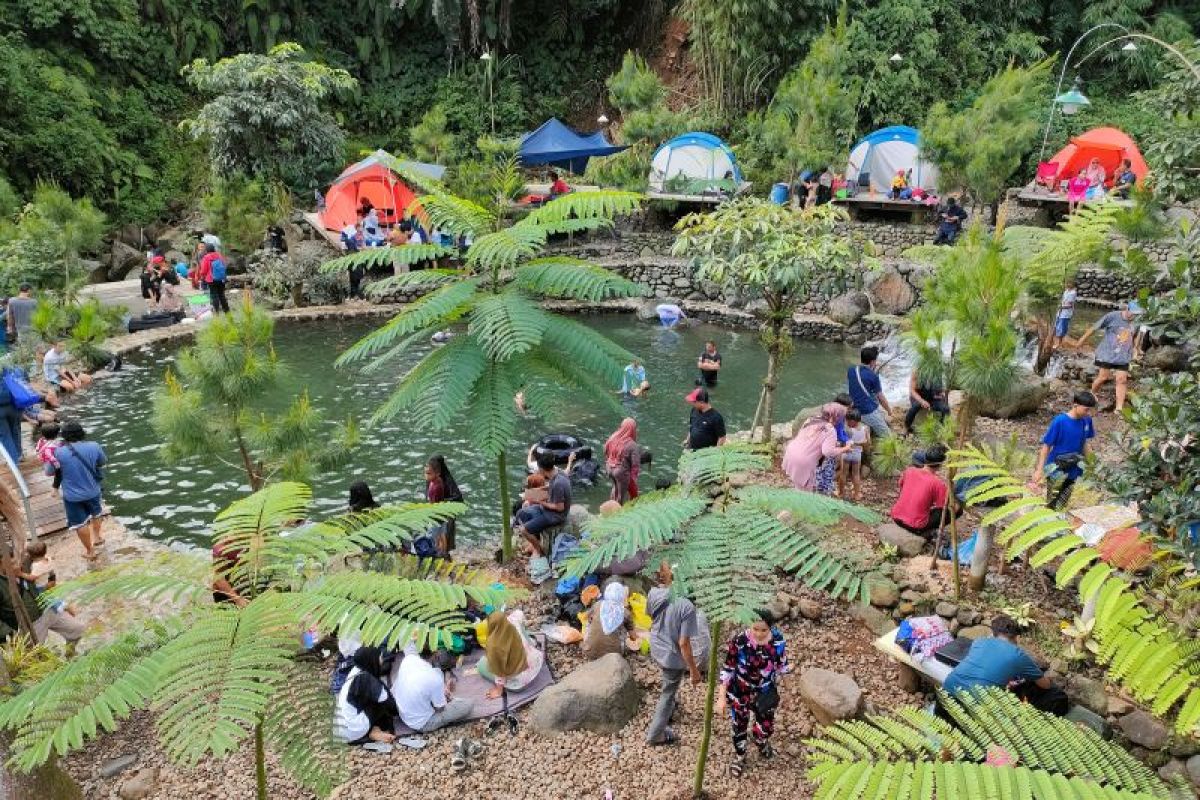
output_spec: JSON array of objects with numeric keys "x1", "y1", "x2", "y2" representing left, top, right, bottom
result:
[{"x1": 478, "y1": 610, "x2": 543, "y2": 697}]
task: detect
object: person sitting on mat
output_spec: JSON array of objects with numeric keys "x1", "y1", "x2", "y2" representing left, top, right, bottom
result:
[
  {"x1": 333, "y1": 646, "x2": 398, "y2": 745},
  {"x1": 889, "y1": 444, "x2": 959, "y2": 538},
  {"x1": 393, "y1": 642, "x2": 474, "y2": 733},
  {"x1": 477, "y1": 610, "x2": 544, "y2": 735},
  {"x1": 943, "y1": 614, "x2": 1067, "y2": 716},
  {"x1": 582, "y1": 582, "x2": 636, "y2": 661}
]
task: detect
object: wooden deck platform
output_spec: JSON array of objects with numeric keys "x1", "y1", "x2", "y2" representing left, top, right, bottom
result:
[
  {"x1": 0, "y1": 452, "x2": 87, "y2": 554},
  {"x1": 303, "y1": 212, "x2": 344, "y2": 250},
  {"x1": 832, "y1": 195, "x2": 938, "y2": 223}
]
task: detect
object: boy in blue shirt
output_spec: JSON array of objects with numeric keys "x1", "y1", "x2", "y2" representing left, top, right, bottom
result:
[
  {"x1": 1032, "y1": 391, "x2": 1096, "y2": 509},
  {"x1": 847, "y1": 346, "x2": 892, "y2": 438}
]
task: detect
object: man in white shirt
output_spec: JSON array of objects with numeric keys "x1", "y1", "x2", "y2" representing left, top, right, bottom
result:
[{"x1": 393, "y1": 643, "x2": 474, "y2": 732}]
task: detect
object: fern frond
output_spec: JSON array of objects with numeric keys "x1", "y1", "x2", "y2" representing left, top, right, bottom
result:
[
  {"x1": 736, "y1": 485, "x2": 881, "y2": 527},
  {"x1": 677, "y1": 445, "x2": 770, "y2": 486},
  {"x1": 335, "y1": 279, "x2": 479, "y2": 365},
  {"x1": 467, "y1": 290, "x2": 552, "y2": 361},
  {"x1": 524, "y1": 215, "x2": 617, "y2": 237},
  {"x1": 537, "y1": 314, "x2": 634, "y2": 387},
  {"x1": 564, "y1": 493, "x2": 709, "y2": 577},
  {"x1": 152, "y1": 598, "x2": 297, "y2": 765},
  {"x1": 464, "y1": 360, "x2": 520, "y2": 459},
  {"x1": 414, "y1": 192, "x2": 496, "y2": 237},
  {"x1": 373, "y1": 154, "x2": 450, "y2": 196},
  {"x1": 212, "y1": 481, "x2": 313, "y2": 594},
  {"x1": 0, "y1": 624, "x2": 173, "y2": 772},
  {"x1": 270, "y1": 502, "x2": 467, "y2": 567},
  {"x1": 465, "y1": 226, "x2": 547, "y2": 271},
  {"x1": 317, "y1": 244, "x2": 453, "y2": 274},
  {"x1": 45, "y1": 552, "x2": 212, "y2": 607},
  {"x1": 519, "y1": 190, "x2": 642, "y2": 227},
  {"x1": 292, "y1": 571, "x2": 510, "y2": 651},
  {"x1": 369, "y1": 335, "x2": 487, "y2": 426},
  {"x1": 263, "y1": 663, "x2": 348, "y2": 798},
  {"x1": 514, "y1": 257, "x2": 643, "y2": 302},
  {"x1": 362, "y1": 267, "x2": 465, "y2": 296}
]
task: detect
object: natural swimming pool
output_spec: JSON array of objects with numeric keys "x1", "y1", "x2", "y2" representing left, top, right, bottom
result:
[{"x1": 72, "y1": 313, "x2": 863, "y2": 548}]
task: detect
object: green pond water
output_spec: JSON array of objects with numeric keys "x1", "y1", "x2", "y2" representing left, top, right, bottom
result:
[{"x1": 73, "y1": 313, "x2": 860, "y2": 548}]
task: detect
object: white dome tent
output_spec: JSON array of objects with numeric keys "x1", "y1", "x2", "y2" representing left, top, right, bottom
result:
[
  {"x1": 844, "y1": 125, "x2": 938, "y2": 196},
  {"x1": 648, "y1": 132, "x2": 748, "y2": 201}
]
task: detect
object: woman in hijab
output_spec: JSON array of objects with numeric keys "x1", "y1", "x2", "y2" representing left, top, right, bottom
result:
[
  {"x1": 716, "y1": 611, "x2": 788, "y2": 778},
  {"x1": 332, "y1": 646, "x2": 397, "y2": 745},
  {"x1": 582, "y1": 582, "x2": 632, "y2": 660},
  {"x1": 348, "y1": 481, "x2": 379, "y2": 513},
  {"x1": 604, "y1": 418, "x2": 641, "y2": 504},
  {"x1": 781, "y1": 403, "x2": 852, "y2": 494},
  {"x1": 425, "y1": 455, "x2": 463, "y2": 554},
  {"x1": 478, "y1": 610, "x2": 543, "y2": 696}
]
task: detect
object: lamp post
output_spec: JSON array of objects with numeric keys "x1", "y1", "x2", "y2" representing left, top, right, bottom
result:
[
  {"x1": 1038, "y1": 23, "x2": 1133, "y2": 161},
  {"x1": 480, "y1": 51, "x2": 495, "y2": 135},
  {"x1": 1080, "y1": 32, "x2": 1200, "y2": 83}
]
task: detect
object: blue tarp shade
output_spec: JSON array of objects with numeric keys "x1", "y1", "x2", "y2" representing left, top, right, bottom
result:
[{"x1": 518, "y1": 118, "x2": 627, "y2": 174}]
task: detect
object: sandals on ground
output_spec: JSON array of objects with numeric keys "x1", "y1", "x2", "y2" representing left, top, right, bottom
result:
[
  {"x1": 649, "y1": 729, "x2": 678, "y2": 747},
  {"x1": 729, "y1": 756, "x2": 746, "y2": 778},
  {"x1": 758, "y1": 742, "x2": 775, "y2": 760}
]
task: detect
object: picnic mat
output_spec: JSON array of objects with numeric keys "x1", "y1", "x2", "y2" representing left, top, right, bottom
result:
[{"x1": 392, "y1": 645, "x2": 555, "y2": 735}]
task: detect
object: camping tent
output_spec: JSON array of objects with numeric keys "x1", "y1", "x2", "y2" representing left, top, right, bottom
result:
[
  {"x1": 1046, "y1": 127, "x2": 1148, "y2": 187},
  {"x1": 844, "y1": 126, "x2": 938, "y2": 196},
  {"x1": 318, "y1": 150, "x2": 442, "y2": 232},
  {"x1": 518, "y1": 118, "x2": 627, "y2": 174},
  {"x1": 648, "y1": 132, "x2": 744, "y2": 193}
]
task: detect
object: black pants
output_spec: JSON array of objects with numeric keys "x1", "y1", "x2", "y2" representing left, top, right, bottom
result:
[
  {"x1": 933, "y1": 224, "x2": 960, "y2": 245},
  {"x1": 209, "y1": 279, "x2": 230, "y2": 313},
  {"x1": 904, "y1": 397, "x2": 951, "y2": 433},
  {"x1": 895, "y1": 505, "x2": 960, "y2": 538},
  {"x1": 348, "y1": 265, "x2": 365, "y2": 299}
]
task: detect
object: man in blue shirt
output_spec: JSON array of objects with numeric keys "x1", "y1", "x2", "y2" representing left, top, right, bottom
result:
[
  {"x1": 1032, "y1": 391, "x2": 1095, "y2": 509},
  {"x1": 52, "y1": 420, "x2": 107, "y2": 561},
  {"x1": 847, "y1": 346, "x2": 892, "y2": 438},
  {"x1": 943, "y1": 614, "x2": 1066, "y2": 715}
]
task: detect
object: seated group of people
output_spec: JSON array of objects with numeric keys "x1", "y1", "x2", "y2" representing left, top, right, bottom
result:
[
  {"x1": 1037, "y1": 157, "x2": 1138, "y2": 213},
  {"x1": 332, "y1": 608, "x2": 544, "y2": 746}
]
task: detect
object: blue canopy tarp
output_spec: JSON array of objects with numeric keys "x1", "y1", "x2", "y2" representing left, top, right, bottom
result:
[{"x1": 518, "y1": 118, "x2": 627, "y2": 174}]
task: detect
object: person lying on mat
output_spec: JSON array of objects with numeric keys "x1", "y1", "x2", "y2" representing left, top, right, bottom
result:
[
  {"x1": 477, "y1": 609, "x2": 543, "y2": 698},
  {"x1": 942, "y1": 614, "x2": 1067, "y2": 716},
  {"x1": 394, "y1": 642, "x2": 474, "y2": 733},
  {"x1": 333, "y1": 646, "x2": 398, "y2": 745}
]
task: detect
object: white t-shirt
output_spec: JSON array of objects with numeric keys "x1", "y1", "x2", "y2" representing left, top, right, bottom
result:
[
  {"x1": 43, "y1": 348, "x2": 69, "y2": 383},
  {"x1": 408, "y1": 230, "x2": 424, "y2": 245},
  {"x1": 393, "y1": 650, "x2": 446, "y2": 731},
  {"x1": 1058, "y1": 288, "x2": 1077, "y2": 320},
  {"x1": 201, "y1": 233, "x2": 222, "y2": 250},
  {"x1": 332, "y1": 667, "x2": 387, "y2": 743}
]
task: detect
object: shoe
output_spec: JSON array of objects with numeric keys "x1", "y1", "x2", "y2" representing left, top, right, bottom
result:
[
  {"x1": 649, "y1": 729, "x2": 678, "y2": 747},
  {"x1": 505, "y1": 714, "x2": 519, "y2": 736},
  {"x1": 758, "y1": 742, "x2": 775, "y2": 760},
  {"x1": 729, "y1": 755, "x2": 746, "y2": 778}
]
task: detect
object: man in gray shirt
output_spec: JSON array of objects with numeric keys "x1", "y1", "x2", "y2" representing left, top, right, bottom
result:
[
  {"x1": 6, "y1": 284, "x2": 37, "y2": 343},
  {"x1": 1072, "y1": 299, "x2": 1142, "y2": 413},
  {"x1": 514, "y1": 451, "x2": 572, "y2": 557},
  {"x1": 645, "y1": 561, "x2": 710, "y2": 746}
]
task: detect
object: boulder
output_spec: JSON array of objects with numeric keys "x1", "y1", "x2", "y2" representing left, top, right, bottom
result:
[
  {"x1": 827, "y1": 291, "x2": 871, "y2": 326},
  {"x1": 99, "y1": 755, "x2": 138, "y2": 779},
  {"x1": 868, "y1": 578, "x2": 900, "y2": 608},
  {"x1": 1119, "y1": 710, "x2": 1170, "y2": 750},
  {"x1": 1158, "y1": 759, "x2": 1188, "y2": 784},
  {"x1": 1145, "y1": 345, "x2": 1191, "y2": 373},
  {"x1": 107, "y1": 239, "x2": 144, "y2": 280},
  {"x1": 762, "y1": 598, "x2": 791, "y2": 624},
  {"x1": 1107, "y1": 696, "x2": 1135, "y2": 717},
  {"x1": 848, "y1": 603, "x2": 892, "y2": 636},
  {"x1": 798, "y1": 598, "x2": 823, "y2": 621},
  {"x1": 959, "y1": 625, "x2": 992, "y2": 640},
  {"x1": 877, "y1": 523, "x2": 926, "y2": 558},
  {"x1": 956, "y1": 608, "x2": 982, "y2": 626},
  {"x1": 635, "y1": 298, "x2": 661, "y2": 321},
  {"x1": 119, "y1": 768, "x2": 159, "y2": 800},
  {"x1": 866, "y1": 270, "x2": 917, "y2": 314},
  {"x1": 1170, "y1": 735, "x2": 1200, "y2": 758},
  {"x1": 934, "y1": 602, "x2": 959, "y2": 619},
  {"x1": 976, "y1": 373, "x2": 1053, "y2": 420},
  {"x1": 529, "y1": 653, "x2": 642, "y2": 736},
  {"x1": 1065, "y1": 704, "x2": 1110, "y2": 738},
  {"x1": 565, "y1": 505, "x2": 592, "y2": 536},
  {"x1": 1187, "y1": 754, "x2": 1200, "y2": 786},
  {"x1": 1067, "y1": 675, "x2": 1109, "y2": 717},
  {"x1": 798, "y1": 668, "x2": 863, "y2": 726}
]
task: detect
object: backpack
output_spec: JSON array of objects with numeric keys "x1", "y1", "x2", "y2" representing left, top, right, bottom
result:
[{"x1": 210, "y1": 257, "x2": 227, "y2": 281}]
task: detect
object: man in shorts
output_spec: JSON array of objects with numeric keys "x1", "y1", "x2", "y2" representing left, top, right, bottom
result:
[{"x1": 1071, "y1": 300, "x2": 1142, "y2": 413}]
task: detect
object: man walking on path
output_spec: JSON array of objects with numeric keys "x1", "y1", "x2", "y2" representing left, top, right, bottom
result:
[
  {"x1": 6, "y1": 284, "x2": 36, "y2": 343},
  {"x1": 645, "y1": 562, "x2": 709, "y2": 746}
]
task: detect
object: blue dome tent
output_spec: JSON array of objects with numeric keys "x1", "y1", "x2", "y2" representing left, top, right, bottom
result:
[
  {"x1": 648, "y1": 132, "x2": 744, "y2": 194},
  {"x1": 518, "y1": 118, "x2": 627, "y2": 174},
  {"x1": 844, "y1": 125, "x2": 938, "y2": 195}
]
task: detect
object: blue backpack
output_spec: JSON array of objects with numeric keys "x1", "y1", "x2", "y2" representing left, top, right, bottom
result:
[{"x1": 210, "y1": 257, "x2": 227, "y2": 281}]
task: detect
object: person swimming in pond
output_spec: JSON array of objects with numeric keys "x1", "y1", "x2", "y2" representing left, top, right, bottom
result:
[
  {"x1": 655, "y1": 303, "x2": 683, "y2": 328},
  {"x1": 348, "y1": 481, "x2": 379, "y2": 513},
  {"x1": 620, "y1": 358, "x2": 649, "y2": 397}
]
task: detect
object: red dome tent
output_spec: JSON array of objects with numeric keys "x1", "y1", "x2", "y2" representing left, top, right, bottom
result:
[
  {"x1": 1046, "y1": 127, "x2": 1148, "y2": 187},
  {"x1": 318, "y1": 150, "x2": 443, "y2": 232}
]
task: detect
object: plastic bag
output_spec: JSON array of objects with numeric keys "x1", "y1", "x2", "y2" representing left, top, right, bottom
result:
[{"x1": 3, "y1": 369, "x2": 41, "y2": 410}]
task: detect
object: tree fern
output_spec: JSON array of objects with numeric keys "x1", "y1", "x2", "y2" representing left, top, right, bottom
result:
[
  {"x1": 416, "y1": 192, "x2": 497, "y2": 237},
  {"x1": 335, "y1": 279, "x2": 479, "y2": 365},
  {"x1": 514, "y1": 257, "x2": 643, "y2": 302},
  {"x1": 521, "y1": 190, "x2": 643, "y2": 227},
  {"x1": 676, "y1": 444, "x2": 771, "y2": 486},
  {"x1": 951, "y1": 447, "x2": 1200, "y2": 735},
  {"x1": 807, "y1": 688, "x2": 1179, "y2": 799},
  {"x1": 262, "y1": 663, "x2": 349, "y2": 798},
  {"x1": 318, "y1": 243, "x2": 454, "y2": 275},
  {"x1": 358, "y1": 267, "x2": 465, "y2": 296},
  {"x1": 467, "y1": 290, "x2": 552, "y2": 361}
]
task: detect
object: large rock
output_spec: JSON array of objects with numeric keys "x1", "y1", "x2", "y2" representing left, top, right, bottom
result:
[
  {"x1": 976, "y1": 373, "x2": 1053, "y2": 419},
  {"x1": 867, "y1": 270, "x2": 917, "y2": 314},
  {"x1": 798, "y1": 668, "x2": 863, "y2": 726},
  {"x1": 848, "y1": 603, "x2": 892, "y2": 636},
  {"x1": 1145, "y1": 345, "x2": 1191, "y2": 373},
  {"x1": 1119, "y1": 710, "x2": 1170, "y2": 750},
  {"x1": 877, "y1": 523, "x2": 926, "y2": 558},
  {"x1": 1186, "y1": 754, "x2": 1200, "y2": 786},
  {"x1": 828, "y1": 291, "x2": 871, "y2": 326},
  {"x1": 798, "y1": 598, "x2": 823, "y2": 620},
  {"x1": 868, "y1": 578, "x2": 900, "y2": 608},
  {"x1": 107, "y1": 239, "x2": 144, "y2": 280},
  {"x1": 529, "y1": 653, "x2": 641, "y2": 736},
  {"x1": 119, "y1": 768, "x2": 159, "y2": 800},
  {"x1": 1067, "y1": 675, "x2": 1110, "y2": 717},
  {"x1": 565, "y1": 505, "x2": 592, "y2": 535}
]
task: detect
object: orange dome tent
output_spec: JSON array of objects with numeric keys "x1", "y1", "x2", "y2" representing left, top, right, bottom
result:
[
  {"x1": 1047, "y1": 127, "x2": 1148, "y2": 188},
  {"x1": 318, "y1": 150, "x2": 443, "y2": 232}
]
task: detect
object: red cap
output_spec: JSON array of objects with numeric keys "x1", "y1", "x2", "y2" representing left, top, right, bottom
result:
[
  {"x1": 151, "y1": 255, "x2": 165, "y2": 264},
  {"x1": 686, "y1": 387, "x2": 709, "y2": 403}
]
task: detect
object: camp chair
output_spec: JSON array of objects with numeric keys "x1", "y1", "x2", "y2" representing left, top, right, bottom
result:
[{"x1": 1035, "y1": 161, "x2": 1060, "y2": 192}]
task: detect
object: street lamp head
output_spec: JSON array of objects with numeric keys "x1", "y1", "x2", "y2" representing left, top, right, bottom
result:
[
  {"x1": 597, "y1": 114, "x2": 609, "y2": 125},
  {"x1": 889, "y1": 52, "x2": 903, "y2": 63},
  {"x1": 479, "y1": 51, "x2": 492, "y2": 61},
  {"x1": 1054, "y1": 79, "x2": 1091, "y2": 115},
  {"x1": 1121, "y1": 40, "x2": 1138, "y2": 51}
]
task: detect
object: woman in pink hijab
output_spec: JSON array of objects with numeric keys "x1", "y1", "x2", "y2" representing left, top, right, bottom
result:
[
  {"x1": 781, "y1": 403, "x2": 852, "y2": 494},
  {"x1": 604, "y1": 417, "x2": 641, "y2": 504}
]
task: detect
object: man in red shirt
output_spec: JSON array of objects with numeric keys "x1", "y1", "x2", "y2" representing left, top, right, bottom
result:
[
  {"x1": 889, "y1": 445, "x2": 957, "y2": 537},
  {"x1": 548, "y1": 170, "x2": 570, "y2": 197}
]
